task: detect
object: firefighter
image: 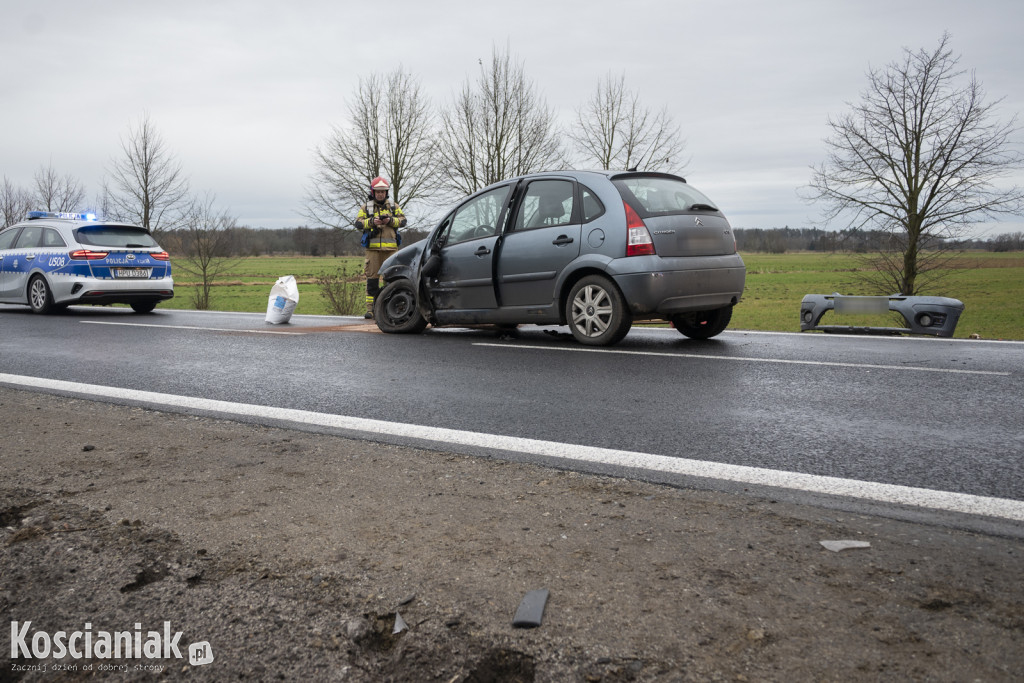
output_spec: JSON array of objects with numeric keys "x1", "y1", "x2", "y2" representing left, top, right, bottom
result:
[{"x1": 355, "y1": 176, "x2": 406, "y2": 318}]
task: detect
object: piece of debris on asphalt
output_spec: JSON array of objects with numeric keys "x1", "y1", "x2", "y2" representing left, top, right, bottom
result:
[
  {"x1": 820, "y1": 540, "x2": 871, "y2": 552},
  {"x1": 512, "y1": 588, "x2": 550, "y2": 628},
  {"x1": 393, "y1": 612, "x2": 409, "y2": 634}
]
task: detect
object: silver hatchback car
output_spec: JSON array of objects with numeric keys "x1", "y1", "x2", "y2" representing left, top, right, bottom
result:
[
  {"x1": 0, "y1": 211, "x2": 174, "y2": 313},
  {"x1": 375, "y1": 170, "x2": 745, "y2": 346}
]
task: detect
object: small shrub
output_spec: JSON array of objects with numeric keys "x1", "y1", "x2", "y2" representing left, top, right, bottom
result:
[{"x1": 315, "y1": 263, "x2": 364, "y2": 315}]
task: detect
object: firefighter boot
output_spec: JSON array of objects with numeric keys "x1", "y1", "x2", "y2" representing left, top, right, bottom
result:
[{"x1": 365, "y1": 278, "x2": 380, "y2": 319}]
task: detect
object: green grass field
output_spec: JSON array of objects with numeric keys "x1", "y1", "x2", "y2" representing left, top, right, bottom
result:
[{"x1": 162, "y1": 252, "x2": 1024, "y2": 340}]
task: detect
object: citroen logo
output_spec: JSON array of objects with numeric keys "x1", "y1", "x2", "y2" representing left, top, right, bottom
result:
[{"x1": 694, "y1": 217, "x2": 704, "y2": 227}]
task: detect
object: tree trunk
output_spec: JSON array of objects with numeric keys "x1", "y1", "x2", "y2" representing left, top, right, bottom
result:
[{"x1": 902, "y1": 223, "x2": 919, "y2": 295}]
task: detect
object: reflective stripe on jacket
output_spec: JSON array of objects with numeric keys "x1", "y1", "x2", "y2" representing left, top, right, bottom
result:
[{"x1": 357, "y1": 200, "x2": 406, "y2": 250}]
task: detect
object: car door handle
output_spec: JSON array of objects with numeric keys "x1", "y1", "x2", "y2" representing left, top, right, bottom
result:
[
  {"x1": 552, "y1": 236, "x2": 574, "y2": 246},
  {"x1": 25, "y1": 254, "x2": 36, "y2": 260},
  {"x1": 474, "y1": 246, "x2": 491, "y2": 256}
]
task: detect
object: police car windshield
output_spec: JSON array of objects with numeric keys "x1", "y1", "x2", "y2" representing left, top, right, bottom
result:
[{"x1": 74, "y1": 225, "x2": 160, "y2": 249}]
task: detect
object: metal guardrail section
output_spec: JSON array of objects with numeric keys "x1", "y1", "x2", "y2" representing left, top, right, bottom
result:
[{"x1": 800, "y1": 293, "x2": 965, "y2": 337}]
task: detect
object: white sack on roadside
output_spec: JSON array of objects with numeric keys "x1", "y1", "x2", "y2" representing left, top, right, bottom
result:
[{"x1": 265, "y1": 275, "x2": 299, "y2": 324}]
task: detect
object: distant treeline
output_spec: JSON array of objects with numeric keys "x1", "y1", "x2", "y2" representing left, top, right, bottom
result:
[
  {"x1": 161, "y1": 225, "x2": 432, "y2": 258},
  {"x1": 734, "y1": 227, "x2": 1024, "y2": 253},
  {"x1": 160, "y1": 225, "x2": 1024, "y2": 258}
]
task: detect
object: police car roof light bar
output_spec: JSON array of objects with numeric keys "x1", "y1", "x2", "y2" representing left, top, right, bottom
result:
[{"x1": 26, "y1": 210, "x2": 97, "y2": 221}]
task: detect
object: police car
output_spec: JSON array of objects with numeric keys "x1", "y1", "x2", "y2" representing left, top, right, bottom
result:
[{"x1": 0, "y1": 211, "x2": 173, "y2": 313}]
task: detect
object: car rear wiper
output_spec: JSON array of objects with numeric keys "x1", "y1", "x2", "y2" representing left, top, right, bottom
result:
[{"x1": 689, "y1": 204, "x2": 717, "y2": 211}]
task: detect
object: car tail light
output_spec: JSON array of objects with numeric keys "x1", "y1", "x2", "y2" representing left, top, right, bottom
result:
[
  {"x1": 69, "y1": 249, "x2": 108, "y2": 260},
  {"x1": 150, "y1": 251, "x2": 170, "y2": 261},
  {"x1": 624, "y1": 203, "x2": 655, "y2": 256}
]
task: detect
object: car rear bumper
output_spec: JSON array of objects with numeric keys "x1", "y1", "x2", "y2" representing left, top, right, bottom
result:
[
  {"x1": 56, "y1": 276, "x2": 175, "y2": 306},
  {"x1": 74, "y1": 289, "x2": 175, "y2": 306},
  {"x1": 609, "y1": 254, "x2": 746, "y2": 316}
]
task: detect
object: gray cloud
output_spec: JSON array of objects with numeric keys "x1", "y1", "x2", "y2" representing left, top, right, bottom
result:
[{"x1": 2, "y1": 0, "x2": 1022, "y2": 235}]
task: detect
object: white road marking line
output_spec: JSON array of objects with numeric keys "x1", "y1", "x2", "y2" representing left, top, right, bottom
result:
[
  {"x1": 80, "y1": 321, "x2": 303, "y2": 335},
  {"x1": 2, "y1": 373, "x2": 1021, "y2": 523},
  {"x1": 473, "y1": 342, "x2": 1012, "y2": 376}
]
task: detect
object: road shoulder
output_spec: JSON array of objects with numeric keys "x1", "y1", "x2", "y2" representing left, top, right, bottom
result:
[{"x1": 2, "y1": 386, "x2": 1021, "y2": 681}]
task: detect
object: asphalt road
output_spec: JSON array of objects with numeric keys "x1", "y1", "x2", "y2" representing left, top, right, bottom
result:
[{"x1": 1, "y1": 305, "x2": 1021, "y2": 527}]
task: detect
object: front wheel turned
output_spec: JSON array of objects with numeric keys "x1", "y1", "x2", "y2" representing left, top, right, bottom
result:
[{"x1": 374, "y1": 280, "x2": 428, "y2": 334}]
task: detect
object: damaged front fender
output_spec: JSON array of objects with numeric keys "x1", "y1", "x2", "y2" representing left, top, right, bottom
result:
[
  {"x1": 377, "y1": 243, "x2": 437, "y2": 323},
  {"x1": 379, "y1": 245, "x2": 422, "y2": 284}
]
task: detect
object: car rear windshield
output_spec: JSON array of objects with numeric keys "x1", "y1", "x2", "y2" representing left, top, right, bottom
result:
[
  {"x1": 74, "y1": 225, "x2": 161, "y2": 248},
  {"x1": 612, "y1": 176, "x2": 718, "y2": 215}
]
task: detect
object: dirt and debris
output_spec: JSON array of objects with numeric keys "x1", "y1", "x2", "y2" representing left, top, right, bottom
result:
[{"x1": 1, "y1": 385, "x2": 1022, "y2": 681}]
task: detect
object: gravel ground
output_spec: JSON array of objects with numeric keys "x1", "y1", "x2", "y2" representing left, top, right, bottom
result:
[{"x1": 1, "y1": 385, "x2": 1022, "y2": 682}]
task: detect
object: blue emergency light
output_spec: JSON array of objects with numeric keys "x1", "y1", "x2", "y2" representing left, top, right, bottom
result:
[{"x1": 26, "y1": 210, "x2": 97, "y2": 221}]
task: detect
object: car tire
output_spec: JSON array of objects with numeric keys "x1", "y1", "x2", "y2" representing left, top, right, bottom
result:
[
  {"x1": 374, "y1": 280, "x2": 428, "y2": 334},
  {"x1": 27, "y1": 275, "x2": 55, "y2": 314},
  {"x1": 130, "y1": 301, "x2": 158, "y2": 314},
  {"x1": 566, "y1": 275, "x2": 632, "y2": 346},
  {"x1": 671, "y1": 306, "x2": 733, "y2": 340}
]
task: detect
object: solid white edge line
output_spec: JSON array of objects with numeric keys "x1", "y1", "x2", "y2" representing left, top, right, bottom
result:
[
  {"x1": 2, "y1": 372, "x2": 1022, "y2": 523},
  {"x1": 719, "y1": 329, "x2": 1023, "y2": 345},
  {"x1": 69, "y1": 307, "x2": 1023, "y2": 344},
  {"x1": 472, "y1": 343, "x2": 1011, "y2": 376},
  {"x1": 80, "y1": 321, "x2": 304, "y2": 335}
]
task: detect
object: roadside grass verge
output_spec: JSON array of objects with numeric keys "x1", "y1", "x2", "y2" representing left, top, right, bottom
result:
[
  {"x1": 160, "y1": 252, "x2": 1024, "y2": 340},
  {"x1": 736, "y1": 252, "x2": 1023, "y2": 340}
]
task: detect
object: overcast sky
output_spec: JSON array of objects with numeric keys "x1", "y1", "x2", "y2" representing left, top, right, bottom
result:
[{"x1": 3, "y1": 0, "x2": 1023, "y2": 236}]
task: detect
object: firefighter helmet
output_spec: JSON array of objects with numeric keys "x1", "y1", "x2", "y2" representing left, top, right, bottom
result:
[{"x1": 370, "y1": 176, "x2": 390, "y2": 192}]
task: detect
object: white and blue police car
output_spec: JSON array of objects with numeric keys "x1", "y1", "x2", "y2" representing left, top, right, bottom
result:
[{"x1": 0, "y1": 211, "x2": 173, "y2": 313}]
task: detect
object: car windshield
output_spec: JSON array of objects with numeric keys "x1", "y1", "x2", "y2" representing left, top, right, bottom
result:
[
  {"x1": 613, "y1": 177, "x2": 717, "y2": 214},
  {"x1": 74, "y1": 225, "x2": 161, "y2": 248}
]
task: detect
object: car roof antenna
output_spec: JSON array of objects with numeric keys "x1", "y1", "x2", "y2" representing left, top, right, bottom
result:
[{"x1": 626, "y1": 155, "x2": 645, "y2": 173}]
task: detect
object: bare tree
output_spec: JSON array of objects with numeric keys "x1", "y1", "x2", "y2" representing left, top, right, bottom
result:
[
  {"x1": 32, "y1": 162, "x2": 87, "y2": 212},
  {"x1": 305, "y1": 67, "x2": 439, "y2": 229},
  {"x1": 106, "y1": 113, "x2": 190, "y2": 236},
  {"x1": 436, "y1": 45, "x2": 562, "y2": 196},
  {"x1": 567, "y1": 72, "x2": 687, "y2": 173},
  {"x1": 92, "y1": 181, "x2": 115, "y2": 222},
  {"x1": 164, "y1": 192, "x2": 243, "y2": 310},
  {"x1": 1, "y1": 176, "x2": 33, "y2": 227},
  {"x1": 807, "y1": 33, "x2": 1024, "y2": 295}
]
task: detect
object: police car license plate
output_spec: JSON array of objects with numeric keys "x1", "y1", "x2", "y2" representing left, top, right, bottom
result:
[{"x1": 114, "y1": 268, "x2": 151, "y2": 279}]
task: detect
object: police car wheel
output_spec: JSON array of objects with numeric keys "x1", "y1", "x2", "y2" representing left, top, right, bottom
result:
[
  {"x1": 28, "y1": 275, "x2": 55, "y2": 314},
  {"x1": 131, "y1": 301, "x2": 158, "y2": 314}
]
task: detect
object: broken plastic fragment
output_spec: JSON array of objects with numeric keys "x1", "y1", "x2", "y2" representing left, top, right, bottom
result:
[
  {"x1": 512, "y1": 589, "x2": 549, "y2": 628},
  {"x1": 820, "y1": 540, "x2": 871, "y2": 552},
  {"x1": 392, "y1": 612, "x2": 408, "y2": 634}
]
